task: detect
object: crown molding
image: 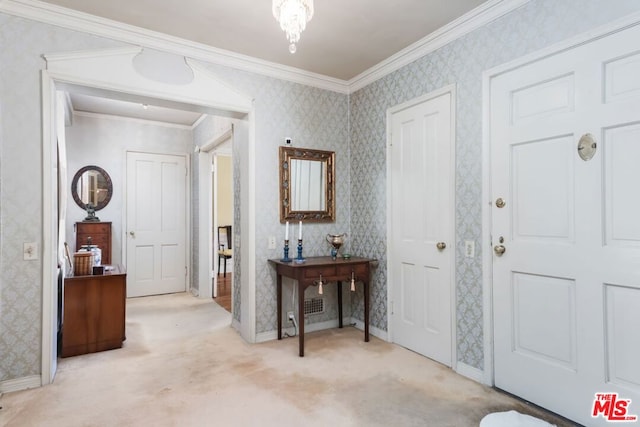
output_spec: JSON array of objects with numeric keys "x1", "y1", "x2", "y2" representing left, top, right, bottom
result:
[
  {"x1": 0, "y1": 0, "x2": 350, "y2": 94},
  {"x1": 1, "y1": 0, "x2": 530, "y2": 95},
  {"x1": 72, "y1": 110, "x2": 199, "y2": 130},
  {"x1": 348, "y1": 0, "x2": 531, "y2": 92}
]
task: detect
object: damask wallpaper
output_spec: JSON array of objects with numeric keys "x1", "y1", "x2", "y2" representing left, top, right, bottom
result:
[
  {"x1": 349, "y1": 0, "x2": 640, "y2": 370},
  {"x1": 0, "y1": 15, "x2": 124, "y2": 383},
  {"x1": 1, "y1": 0, "x2": 639, "y2": 386}
]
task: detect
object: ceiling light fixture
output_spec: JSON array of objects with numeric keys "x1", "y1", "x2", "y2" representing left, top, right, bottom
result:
[{"x1": 272, "y1": 0, "x2": 314, "y2": 54}]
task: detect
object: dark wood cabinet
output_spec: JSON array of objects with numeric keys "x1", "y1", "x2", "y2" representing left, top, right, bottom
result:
[
  {"x1": 75, "y1": 221, "x2": 112, "y2": 265},
  {"x1": 62, "y1": 265, "x2": 126, "y2": 357}
]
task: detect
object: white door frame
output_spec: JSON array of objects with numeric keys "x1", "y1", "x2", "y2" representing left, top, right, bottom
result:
[
  {"x1": 481, "y1": 12, "x2": 640, "y2": 387},
  {"x1": 386, "y1": 84, "x2": 457, "y2": 368},
  {"x1": 41, "y1": 47, "x2": 256, "y2": 385},
  {"x1": 198, "y1": 127, "x2": 233, "y2": 299}
]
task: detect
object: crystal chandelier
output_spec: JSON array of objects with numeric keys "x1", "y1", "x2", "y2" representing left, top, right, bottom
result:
[{"x1": 272, "y1": 0, "x2": 314, "y2": 54}]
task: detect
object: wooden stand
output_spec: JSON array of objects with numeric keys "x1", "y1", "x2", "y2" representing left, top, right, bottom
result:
[
  {"x1": 269, "y1": 256, "x2": 373, "y2": 357},
  {"x1": 62, "y1": 265, "x2": 126, "y2": 357}
]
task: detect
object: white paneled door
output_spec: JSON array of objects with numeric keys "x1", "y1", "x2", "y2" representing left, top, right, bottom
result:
[
  {"x1": 490, "y1": 25, "x2": 640, "y2": 426},
  {"x1": 126, "y1": 152, "x2": 187, "y2": 298},
  {"x1": 389, "y1": 89, "x2": 454, "y2": 366}
]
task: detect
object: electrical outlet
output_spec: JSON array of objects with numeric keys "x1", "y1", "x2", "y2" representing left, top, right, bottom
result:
[
  {"x1": 287, "y1": 311, "x2": 295, "y2": 322},
  {"x1": 268, "y1": 236, "x2": 276, "y2": 250},
  {"x1": 464, "y1": 240, "x2": 475, "y2": 258}
]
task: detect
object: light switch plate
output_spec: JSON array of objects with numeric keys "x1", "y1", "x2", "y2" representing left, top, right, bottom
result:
[
  {"x1": 464, "y1": 241, "x2": 475, "y2": 258},
  {"x1": 268, "y1": 236, "x2": 276, "y2": 250},
  {"x1": 24, "y1": 242, "x2": 38, "y2": 260}
]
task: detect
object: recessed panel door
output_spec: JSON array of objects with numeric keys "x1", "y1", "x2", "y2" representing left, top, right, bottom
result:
[
  {"x1": 126, "y1": 152, "x2": 187, "y2": 297},
  {"x1": 491, "y1": 25, "x2": 640, "y2": 426},
  {"x1": 390, "y1": 90, "x2": 454, "y2": 366}
]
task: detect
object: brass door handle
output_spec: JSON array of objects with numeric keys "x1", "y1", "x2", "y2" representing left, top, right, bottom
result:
[
  {"x1": 494, "y1": 245, "x2": 506, "y2": 255},
  {"x1": 436, "y1": 242, "x2": 446, "y2": 250}
]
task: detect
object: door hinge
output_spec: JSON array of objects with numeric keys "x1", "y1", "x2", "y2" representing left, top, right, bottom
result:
[
  {"x1": 390, "y1": 300, "x2": 394, "y2": 315},
  {"x1": 185, "y1": 266, "x2": 188, "y2": 277}
]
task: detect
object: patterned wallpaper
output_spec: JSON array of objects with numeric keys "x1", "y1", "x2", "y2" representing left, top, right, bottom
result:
[
  {"x1": 0, "y1": 14, "x2": 123, "y2": 382},
  {"x1": 349, "y1": 0, "x2": 640, "y2": 370},
  {"x1": 187, "y1": 65, "x2": 351, "y2": 332},
  {"x1": 1, "y1": 0, "x2": 639, "y2": 384}
]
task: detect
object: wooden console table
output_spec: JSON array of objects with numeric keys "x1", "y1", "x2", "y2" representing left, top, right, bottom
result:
[{"x1": 269, "y1": 256, "x2": 374, "y2": 357}]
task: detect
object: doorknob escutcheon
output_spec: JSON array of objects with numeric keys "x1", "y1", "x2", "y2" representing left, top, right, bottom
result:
[{"x1": 436, "y1": 242, "x2": 446, "y2": 250}]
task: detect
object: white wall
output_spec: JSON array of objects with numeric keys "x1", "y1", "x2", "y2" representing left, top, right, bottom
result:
[{"x1": 65, "y1": 113, "x2": 194, "y2": 266}]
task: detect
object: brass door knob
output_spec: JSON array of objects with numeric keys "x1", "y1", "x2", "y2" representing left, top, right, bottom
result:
[
  {"x1": 494, "y1": 245, "x2": 506, "y2": 255},
  {"x1": 129, "y1": 231, "x2": 136, "y2": 238},
  {"x1": 436, "y1": 242, "x2": 446, "y2": 250}
]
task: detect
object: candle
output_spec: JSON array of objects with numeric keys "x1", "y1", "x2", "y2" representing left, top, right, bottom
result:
[
  {"x1": 298, "y1": 221, "x2": 302, "y2": 240},
  {"x1": 285, "y1": 221, "x2": 289, "y2": 240}
]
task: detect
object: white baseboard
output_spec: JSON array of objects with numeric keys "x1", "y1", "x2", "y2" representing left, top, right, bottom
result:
[
  {"x1": 351, "y1": 319, "x2": 389, "y2": 341},
  {"x1": 255, "y1": 318, "x2": 389, "y2": 343},
  {"x1": 455, "y1": 362, "x2": 485, "y2": 384},
  {"x1": 231, "y1": 317, "x2": 241, "y2": 332},
  {"x1": 0, "y1": 375, "x2": 41, "y2": 393},
  {"x1": 256, "y1": 318, "x2": 352, "y2": 343}
]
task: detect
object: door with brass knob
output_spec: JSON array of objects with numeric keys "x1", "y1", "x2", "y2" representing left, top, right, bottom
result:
[
  {"x1": 389, "y1": 90, "x2": 454, "y2": 367},
  {"x1": 488, "y1": 28, "x2": 640, "y2": 425}
]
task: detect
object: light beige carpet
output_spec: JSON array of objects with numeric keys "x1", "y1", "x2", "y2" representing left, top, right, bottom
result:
[{"x1": 0, "y1": 293, "x2": 578, "y2": 427}]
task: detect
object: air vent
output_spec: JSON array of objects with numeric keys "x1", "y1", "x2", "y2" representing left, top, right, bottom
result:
[{"x1": 304, "y1": 297, "x2": 324, "y2": 315}]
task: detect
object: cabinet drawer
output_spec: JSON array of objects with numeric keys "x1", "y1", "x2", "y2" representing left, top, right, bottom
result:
[
  {"x1": 78, "y1": 234, "x2": 109, "y2": 247},
  {"x1": 78, "y1": 223, "x2": 111, "y2": 234},
  {"x1": 303, "y1": 266, "x2": 336, "y2": 279},
  {"x1": 336, "y1": 263, "x2": 368, "y2": 278}
]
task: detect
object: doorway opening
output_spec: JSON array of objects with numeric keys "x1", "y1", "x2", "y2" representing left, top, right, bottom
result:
[{"x1": 41, "y1": 46, "x2": 255, "y2": 386}]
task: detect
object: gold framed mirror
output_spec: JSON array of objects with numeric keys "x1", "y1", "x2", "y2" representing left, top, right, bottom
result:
[{"x1": 279, "y1": 146, "x2": 335, "y2": 223}]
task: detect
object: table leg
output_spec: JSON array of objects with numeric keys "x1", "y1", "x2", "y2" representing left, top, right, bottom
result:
[
  {"x1": 277, "y1": 274, "x2": 282, "y2": 340},
  {"x1": 298, "y1": 282, "x2": 305, "y2": 357},
  {"x1": 337, "y1": 281, "x2": 343, "y2": 328},
  {"x1": 364, "y1": 279, "x2": 370, "y2": 342}
]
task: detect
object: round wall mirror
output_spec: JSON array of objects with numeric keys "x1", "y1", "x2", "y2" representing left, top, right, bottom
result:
[{"x1": 71, "y1": 165, "x2": 113, "y2": 211}]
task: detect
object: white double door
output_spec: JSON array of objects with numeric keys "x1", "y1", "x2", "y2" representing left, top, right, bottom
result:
[
  {"x1": 389, "y1": 89, "x2": 454, "y2": 366},
  {"x1": 126, "y1": 152, "x2": 187, "y2": 297},
  {"x1": 491, "y1": 25, "x2": 640, "y2": 425}
]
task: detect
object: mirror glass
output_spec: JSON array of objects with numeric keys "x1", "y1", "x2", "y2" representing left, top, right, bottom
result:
[
  {"x1": 280, "y1": 146, "x2": 335, "y2": 222},
  {"x1": 71, "y1": 165, "x2": 113, "y2": 211},
  {"x1": 290, "y1": 159, "x2": 327, "y2": 211}
]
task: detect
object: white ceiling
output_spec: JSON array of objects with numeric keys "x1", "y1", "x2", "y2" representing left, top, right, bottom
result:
[
  {"x1": 41, "y1": 0, "x2": 491, "y2": 123},
  {"x1": 40, "y1": 0, "x2": 489, "y2": 81}
]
